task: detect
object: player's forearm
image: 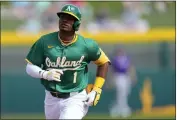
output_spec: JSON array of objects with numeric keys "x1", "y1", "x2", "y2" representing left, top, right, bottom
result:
[
  {"x1": 93, "y1": 62, "x2": 109, "y2": 89},
  {"x1": 26, "y1": 63, "x2": 44, "y2": 78},
  {"x1": 96, "y1": 62, "x2": 109, "y2": 78}
]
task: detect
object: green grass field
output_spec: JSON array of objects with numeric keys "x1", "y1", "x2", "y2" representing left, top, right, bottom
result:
[{"x1": 1, "y1": 113, "x2": 175, "y2": 119}]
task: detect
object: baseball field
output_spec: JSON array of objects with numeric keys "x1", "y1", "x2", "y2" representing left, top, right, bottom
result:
[{"x1": 1, "y1": 113, "x2": 175, "y2": 119}]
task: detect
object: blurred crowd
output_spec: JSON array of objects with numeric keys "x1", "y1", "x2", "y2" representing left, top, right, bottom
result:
[{"x1": 1, "y1": 1, "x2": 170, "y2": 34}]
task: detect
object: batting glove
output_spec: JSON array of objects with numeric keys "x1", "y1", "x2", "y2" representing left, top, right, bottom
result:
[
  {"x1": 84, "y1": 87, "x2": 102, "y2": 106},
  {"x1": 40, "y1": 69, "x2": 63, "y2": 82}
]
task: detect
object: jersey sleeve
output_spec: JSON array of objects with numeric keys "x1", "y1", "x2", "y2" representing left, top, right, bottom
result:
[
  {"x1": 94, "y1": 48, "x2": 111, "y2": 66},
  {"x1": 87, "y1": 39, "x2": 101, "y2": 61},
  {"x1": 87, "y1": 39, "x2": 110, "y2": 65},
  {"x1": 25, "y1": 37, "x2": 44, "y2": 67}
]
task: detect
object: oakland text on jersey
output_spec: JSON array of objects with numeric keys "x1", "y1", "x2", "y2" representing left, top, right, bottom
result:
[{"x1": 45, "y1": 55, "x2": 85, "y2": 70}]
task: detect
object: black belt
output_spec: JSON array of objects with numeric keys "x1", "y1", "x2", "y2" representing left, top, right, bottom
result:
[{"x1": 50, "y1": 89, "x2": 84, "y2": 99}]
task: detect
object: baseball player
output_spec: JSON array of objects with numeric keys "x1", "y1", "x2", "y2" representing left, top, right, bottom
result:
[
  {"x1": 25, "y1": 4, "x2": 110, "y2": 119},
  {"x1": 109, "y1": 48, "x2": 136, "y2": 118}
]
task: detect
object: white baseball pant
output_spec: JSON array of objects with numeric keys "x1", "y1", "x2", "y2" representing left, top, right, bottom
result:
[{"x1": 44, "y1": 89, "x2": 89, "y2": 119}]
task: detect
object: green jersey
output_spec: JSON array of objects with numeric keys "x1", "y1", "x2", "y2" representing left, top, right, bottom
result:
[{"x1": 26, "y1": 31, "x2": 102, "y2": 93}]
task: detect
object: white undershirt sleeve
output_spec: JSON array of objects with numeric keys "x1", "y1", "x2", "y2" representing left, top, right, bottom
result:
[{"x1": 26, "y1": 63, "x2": 45, "y2": 78}]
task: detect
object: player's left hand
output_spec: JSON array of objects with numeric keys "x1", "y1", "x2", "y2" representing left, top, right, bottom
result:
[{"x1": 84, "y1": 87, "x2": 102, "y2": 106}]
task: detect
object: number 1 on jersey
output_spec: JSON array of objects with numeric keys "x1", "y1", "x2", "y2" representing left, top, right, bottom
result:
[{"x1": 73, "y1": 72, "x2": 77, "y2": 83}]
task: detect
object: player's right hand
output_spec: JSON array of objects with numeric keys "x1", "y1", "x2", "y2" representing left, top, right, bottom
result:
[
  {"x1": 40, "y1": 69, "x2": 63, "y2": 82},
  {"x1": 84, "y1": 85, "x2": 102, "y2": 106}
]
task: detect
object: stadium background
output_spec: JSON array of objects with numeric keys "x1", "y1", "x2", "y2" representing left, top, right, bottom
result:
[{"x1": 1, "y1": 1, "x2": 176, "y2": 119}]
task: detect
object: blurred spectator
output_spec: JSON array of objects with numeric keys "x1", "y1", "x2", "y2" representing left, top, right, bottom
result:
[
  {"x1": 15, "y1": 2, "x2": 41, "y2": 34},
  {"x1": 154, "y1": 2, "x2": 167, "y2": 13},
  {"x1": 40, "y1": 2, "x2": 59, "y2": 31},
  {"x1": 86, "y1": 2, "x2": 150, "y2": 33},
  {"x1": 117, "y1": 2, "x2": 150, "y2": 33},
  {"x1": 16, "y1": 17, "x2": 41, "y2": 34},
  {"x1": 35, "y1": 1, "x2": 52, "y2": 16},
  {"x1": 109, "y1": 48, "x2": 137, "y2": 118},
  {"x1": 11, "y1": 2, "x2": 32, "y2": 20},
  {"x1": 86, "y1": 6, "x2": 115, "y2": 33},
  {"x1": 16, "y1": 2, "x2": 68, "y2": 33}
]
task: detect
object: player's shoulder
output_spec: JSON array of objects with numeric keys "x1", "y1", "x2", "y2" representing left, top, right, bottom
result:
[
  {"x1": 77, "y1": 34, "x2": 98, "y2": 46},
  {"x1": 34, "y1": 31, "x2": 57, "y2": 45},
  {"x1": 40, "y1": 31, "x2": 58, "y2": 41}
]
